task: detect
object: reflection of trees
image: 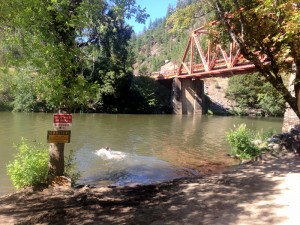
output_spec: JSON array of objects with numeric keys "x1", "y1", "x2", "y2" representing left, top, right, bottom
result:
[
  {"x1": 156, "y1": 115, "x2": 204, "y2": 167},
  {"x1": 155, "y1": 115, "x2": 239, "y2": 168}
]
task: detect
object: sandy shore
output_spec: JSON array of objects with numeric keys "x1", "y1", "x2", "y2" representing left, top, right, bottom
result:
[{"x1": 0, "y1": 150, "x2": 299, "y2": 225}]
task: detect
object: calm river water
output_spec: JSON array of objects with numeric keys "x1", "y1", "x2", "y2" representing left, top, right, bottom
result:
[{"x1": 0, "y1": 112, "x2": 283, "y2": 195}]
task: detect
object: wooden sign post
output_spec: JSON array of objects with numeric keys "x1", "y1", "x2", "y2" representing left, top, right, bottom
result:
[{"x1": 48, "y1": 114, "x2": 72, "y2": 180}]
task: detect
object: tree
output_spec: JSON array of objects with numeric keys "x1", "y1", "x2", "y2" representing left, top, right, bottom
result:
[
  {"x1": 81, "y1": 6, "x2": 139, "y2": 113},
  {"x1": 166, "y1": 0, "x2": 211, "y2": 33},
  {"x1": 0, "y1": 0, "x2": 148, "y2": 112},
  {"x1": 167, "y1": 0, "x2": 300, "y2": 119},
  {"x1": 214, "y1": 0, "x2": 300, "y2": 119},
  {"x1": 0, "y1": 0, "x2": 148, "y2": 179},
  {"x1": 1, "y1": 0, "x2": 99, "y2": 111}
]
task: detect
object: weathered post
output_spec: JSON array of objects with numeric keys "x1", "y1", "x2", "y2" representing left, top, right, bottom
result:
[
  {"x1": 49, "y1": 143, "x2": 65, "y2": 178},
  {"x1": 47, "y1": 114, "x2": 72, "y2": 182}
]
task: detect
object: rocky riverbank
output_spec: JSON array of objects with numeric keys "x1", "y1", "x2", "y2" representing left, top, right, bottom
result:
[{"x1": 0, "y1": 149, "x2": 299, "y2": 225}]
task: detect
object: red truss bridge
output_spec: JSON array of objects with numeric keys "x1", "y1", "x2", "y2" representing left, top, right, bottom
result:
[{"x1": 153, "y1": 24, "x2": 267, "y2": 80}]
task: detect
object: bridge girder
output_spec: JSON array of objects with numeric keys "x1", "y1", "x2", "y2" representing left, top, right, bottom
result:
[{"x1": 154, "y1": 25, "x2": 267, "y2": 80}]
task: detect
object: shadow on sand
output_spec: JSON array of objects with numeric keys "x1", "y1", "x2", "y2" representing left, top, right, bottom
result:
[{"x1": 0, "y1": 152, "x2": 299, "y2": 225}]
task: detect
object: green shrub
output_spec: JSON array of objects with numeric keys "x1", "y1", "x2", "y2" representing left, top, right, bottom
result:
[
  {"x1": 226, "y1": 124, "x2": 261, "y2": 160},
  {"x1": 7, "y1": 138, "x2": 48, "y2": 189},
  {"x1": 7, "y1": 138, "x2": 80, "y2": 189}
]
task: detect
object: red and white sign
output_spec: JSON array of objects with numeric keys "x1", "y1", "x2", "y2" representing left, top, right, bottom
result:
[
  {"x1": 53, "y1": 114, "x2": 72, "y2": 123},
  {"x1": 53, "y1": 114, "x2": 72, "y2": 130}
]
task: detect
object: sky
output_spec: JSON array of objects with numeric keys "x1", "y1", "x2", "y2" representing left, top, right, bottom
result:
[{"x1": 127, "y1": 0, "x2": 178, "y2": 34}]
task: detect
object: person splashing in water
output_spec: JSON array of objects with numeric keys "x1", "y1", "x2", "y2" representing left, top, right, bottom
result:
[
  {"x1": 95, "y1": 146, "x2": 126, "y2": 160},
  {"x1": 96, "y1": 146, "x2": 113, "y2": 159}
]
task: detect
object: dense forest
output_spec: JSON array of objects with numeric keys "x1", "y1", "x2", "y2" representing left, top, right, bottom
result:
[{"x1": 0, "y1": 0, "x2": 298, "y2": 117}]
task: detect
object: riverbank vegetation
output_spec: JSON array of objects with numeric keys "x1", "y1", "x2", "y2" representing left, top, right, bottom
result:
[
  {"x1": 7, "y1": 139, "x2": 80, "y2": 189},
  {"x1": 7, "y1": 139, "x2": 48, "y2": 189},
  {"x1": 226, "y1": 124, "x2": 276, "y2": 160}
]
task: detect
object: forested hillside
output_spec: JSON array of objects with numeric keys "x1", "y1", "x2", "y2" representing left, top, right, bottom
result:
[{"x1": 130, "y1": 0, "x2": 200, "y2": 75}]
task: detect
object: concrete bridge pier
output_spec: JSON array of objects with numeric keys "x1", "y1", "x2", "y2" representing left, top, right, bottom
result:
[{"x1": 172, "y1": 78, "x2": 206, "y2": 114}]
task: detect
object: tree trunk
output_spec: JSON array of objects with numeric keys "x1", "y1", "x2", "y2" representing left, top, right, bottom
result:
[
  {"x1": 282, "y1": 63, "x2": 300, "y2": 131},
  {"x1": 296, "y1": 88, "x2": 300, "y2": 117},
  {"x1": 295, "y1": 62, "x2": 300, "y2": 118},
  {"x1": 48, "y1": 143, "x2": 65, "y2": 181},
  {"x1": 287, "y1": 63, "x2": 300, "y2": 119}
]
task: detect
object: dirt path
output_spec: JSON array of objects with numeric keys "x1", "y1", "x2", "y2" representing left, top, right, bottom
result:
[{"x1": 0, "y1": 151, "x2": 299, "y2": 225}]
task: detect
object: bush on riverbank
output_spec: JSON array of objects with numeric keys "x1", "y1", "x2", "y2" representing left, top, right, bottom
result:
[
  {"x1": 7, "y1": 139, "x2": 80, "y2": 190},
  {"x1": 7, "y1": 139, "x2": 48, "y2": 189},
  {"x1": 226, "y1": 124, "x2": 276, "y2": 160}
]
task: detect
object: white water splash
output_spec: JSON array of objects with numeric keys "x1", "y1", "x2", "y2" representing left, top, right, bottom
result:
[{"x1": 95, "y1": 148, "x2": 127, "y2": 160}]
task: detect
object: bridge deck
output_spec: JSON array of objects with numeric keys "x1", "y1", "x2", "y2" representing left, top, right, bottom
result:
[{"x1": 153, "y1": 63, "x2": 257, "y2": 80}]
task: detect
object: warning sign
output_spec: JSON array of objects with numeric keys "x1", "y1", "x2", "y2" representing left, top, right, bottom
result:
[
  {"x1": 47, "y1": 130, "x2": 71, "y2": 143},
  {"x1": 53, "y1": 114, "x2": 72, "y2": 123},
  {"x1": 53, "y1": 114, "x2": 72, "y2": 130}
]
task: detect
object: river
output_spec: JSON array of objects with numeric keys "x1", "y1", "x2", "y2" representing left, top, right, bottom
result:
[{"x1": 0, "y1": 112, "x2": 283, "y2": 195}]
